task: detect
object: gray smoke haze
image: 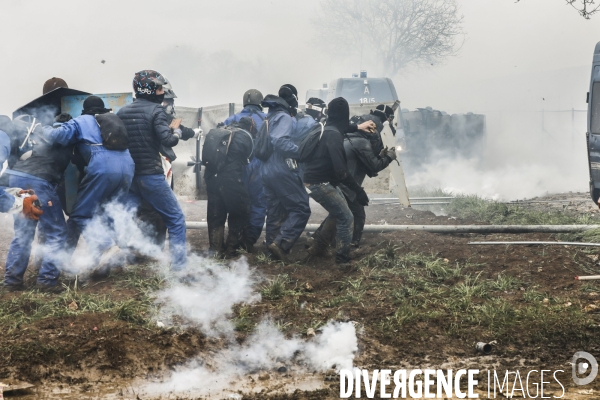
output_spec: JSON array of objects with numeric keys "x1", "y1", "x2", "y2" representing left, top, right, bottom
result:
[{"x1": 1, "y1": 0, "x2": 597, "y2": 199}]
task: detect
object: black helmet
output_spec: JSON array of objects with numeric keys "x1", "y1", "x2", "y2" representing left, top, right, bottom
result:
[
  {"x1": 243, "y1": 89, "x2": 263, "y2": 107},
  {"x1": 278, "y1": 85, "x2": 298, "y2": 108},
  {"x1": 371, "y1": 104, "x2": 394, "y2": 123},
  {"x1": 163, "y1": 78, "x2": 177, "y2": 99},
  {"x1": 133, "y1": 70, "x2": 167, "y2": 96}
]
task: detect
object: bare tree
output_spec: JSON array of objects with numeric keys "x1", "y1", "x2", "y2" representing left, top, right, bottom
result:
[
  {"x1": 517, "y1": 0, "x2": 600, "y2": 19},
  {"x1": 314, "y1": 0, "x2": 464, "y2": 77}
]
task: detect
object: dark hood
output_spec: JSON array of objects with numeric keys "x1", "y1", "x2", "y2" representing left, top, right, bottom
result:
[
  {"x1": 261, "y1": 94, "x2": 291, "y2": 114},
  {"x1": 326, "y1": 97, "x2": 350, "y2": 133}
]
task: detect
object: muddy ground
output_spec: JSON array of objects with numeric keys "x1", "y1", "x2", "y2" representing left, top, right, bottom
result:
[{"x1": 1, "y1": 193, "x2": 600, "y2": 399}]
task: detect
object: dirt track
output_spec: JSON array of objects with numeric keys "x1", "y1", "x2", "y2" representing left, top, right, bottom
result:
[{"x1": 2, "y1": 194, "x2": 600, "y2": 399}]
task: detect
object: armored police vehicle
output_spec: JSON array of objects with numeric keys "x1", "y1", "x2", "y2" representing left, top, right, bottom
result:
[
  {"x1": 306, "y1": 71, "x2": 398, "y2": 105},
  {"x1": 588, "y1": 41, "x2": 600, "y2": 203}
]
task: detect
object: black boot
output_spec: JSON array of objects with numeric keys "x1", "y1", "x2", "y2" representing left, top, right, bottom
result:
[
  {"x1": 268, "y1": 242, "x2": 290, "y2": 263},
  {"x1": 208, "y1": 226, "x2": 225, "y2": 257},
  {"x1": 307, "y1": 232, "x2": 330, "y2": 256},
  {"x1": 335, "y1": 245, "x2": 351, "y2": 264}
]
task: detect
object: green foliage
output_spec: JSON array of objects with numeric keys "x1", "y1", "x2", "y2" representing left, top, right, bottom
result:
[
  {"x1": 446, "y1": 195, "x2": 592, "y2": 225},
  {"x1": 260, "y1": 274, "x2": 291, "y2": 300}
]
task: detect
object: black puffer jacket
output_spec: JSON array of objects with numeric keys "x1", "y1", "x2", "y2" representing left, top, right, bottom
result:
[
  {"x1": 159, "y1": 113, "x2": 196, "y2": 163},
  {"x1": 344, "y1": 131, "x2": 392, "y2": 186},
  {"x1": 349, "y1": 114, "x2": 385, "y2": 156},
  {"x1": 116, "y1": 98, "x2": 179, "y2": 175}
]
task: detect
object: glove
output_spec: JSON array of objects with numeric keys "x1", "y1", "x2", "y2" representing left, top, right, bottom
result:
[
  {"x1": 379, "y1": 146, "x2": 388, "y2": 158},
  {"x1": 54, "y1": 113, "x2": 73, "y2": 123},
  {"x1": 23, "y1": 195, "x2": 44, "y2": 221},
  {"x1": 386, "y1": 148, "x2": 397, "y2": 161},
  {"x1": 173, "y1": 128, "x2": 182, "y2": 140},
  {"x1": 356, "y1": 188, "x2": 369, "y2": 206}
]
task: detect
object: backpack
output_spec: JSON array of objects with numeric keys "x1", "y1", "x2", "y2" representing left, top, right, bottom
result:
[
  {"x1": 202, "y1": 126, "x2": 253, "y2": 173},
  {"x1": 297, "y1": 122, "x2": 325, "y2": 163},
  {"x1": 254, "y1": 117, "x2": 273, "y2": 162},
  {"x1": 95, "y1": 113, "x2": 128, "y2": 150}
]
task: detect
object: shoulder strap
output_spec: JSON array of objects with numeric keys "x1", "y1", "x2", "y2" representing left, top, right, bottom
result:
[
  {"x1": 225, "y1": 128, "x2": 235, "y2": 155},
  {"x1": 249, "y1": 108, "x2": 266, "y2": 121},
  {"x1": 237, "y1": 128, "x2": 255, "y2": 160}
]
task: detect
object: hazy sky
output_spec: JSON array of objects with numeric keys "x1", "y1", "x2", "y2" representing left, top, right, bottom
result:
[{"x1": 0, "y1": 0, "x2": 597, "y2": 113}]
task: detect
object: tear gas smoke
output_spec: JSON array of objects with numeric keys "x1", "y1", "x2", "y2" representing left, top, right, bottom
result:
[
  {"x1": 154, "y1": 256, "x2": 261, "y2": 334},
  {"x1": 60, "y1": 199, "x2": 359, "y2": 396},
  {"x1": 144, "y1": 320, "x2": 358, "y2": 397},
  {"x1": 404, "y1": 110, "x2": 588, "y2": 200}
]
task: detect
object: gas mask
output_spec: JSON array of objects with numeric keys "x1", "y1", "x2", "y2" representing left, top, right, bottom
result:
[{"x1": 162, "y1": 100, "x2": 176, "y2": 116}]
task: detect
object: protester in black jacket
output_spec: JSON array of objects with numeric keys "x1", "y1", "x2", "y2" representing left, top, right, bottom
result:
[
  {"x1": 303, "y1": 97, "x2": 369, "y2": 264},
  {"x1": 344, "y1": 130, "x2": 396, "y2": 246},
  {"x1": 137, "y1": 78, "x2": 196, "y2": 250},
  {"x1": 117, "y1": 70, "x2": 187, "y2": 271},
  {"x1": 204, "y1": 117, "x2": 254, "y2": 256}
]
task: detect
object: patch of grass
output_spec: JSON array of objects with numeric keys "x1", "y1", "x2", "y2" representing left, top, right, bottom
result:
[
  {"x1": 260, "y1": 274, "x2": 291, "y2": 300},
  {"x1": 381, "y1": 306, "x2": 419, "y2": 332},
  {"x1": 117, "y1": 265, "x2": 166, "y2": 294},
  {"x1": 490, "y1": 273, "x2": 521, "y2": 291},
  {"x1": 559, "y1": 227, "x2": 600, "y2": 243},
  {"x1": 233, "y1": 305, "x2": 256, "y2": 333},
  {"x1": 523, "y1": 288, "x2": 546, "y2": 303},
  {"x1": 0, "y1": 288, "x2": 153, "y2": 333},
  {"x1": 255, "y1": 252, "x2": 272, "y2": 264},
  {"x1": 579, "y1": 282, "x2": 600, "y2": 293},
  {"x1": 447, "y1": 195, "x2": 592, "y2": 225},
  {"x1": 453, "y1": 273, "x2": 488, "y2": 298},
  {"x1": 310, "y1": 248, "x2": 597, "y2": 348},
  {"x1": 473, "y1": 298, "x2": 517, "y2": 331}
]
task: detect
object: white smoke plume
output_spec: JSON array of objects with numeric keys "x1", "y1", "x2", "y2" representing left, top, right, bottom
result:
[
  {"x1": 404, "y1": 110, "x2": 589, "y2": 200},
  {"x1": 62, "y1": 199, "x2": 359, "y2": 397},
  {"x1": 407, "y1": 156, "x2": 585, "y2": 200},
  {"x1": 144, "y1": 320, "x2": 358, "y2": 397},
  {"x1": 154, "y1": 255, "x2": 261, "y2": 335}
]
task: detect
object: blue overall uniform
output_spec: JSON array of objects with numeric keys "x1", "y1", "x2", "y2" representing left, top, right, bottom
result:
[
  {"x1": 43, "y1": 115, "x2": 135, "y2": 260},
  {"x1": 0, "y1": 130, "x2": 16, "y2": 212},
  {"x1": 223, "y1": 105, "x2": 267, "y2": 245},
  {"x1": 259, "y1": 98, "x2": 310, "y2": 251}
]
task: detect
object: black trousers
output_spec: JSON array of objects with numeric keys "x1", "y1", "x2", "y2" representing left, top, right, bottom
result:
[
  {"x1": 347, "y1": 196, "x2": 366, "y2": 244},
  {"x1": 206, "y1": 175, "x2": 251, "y2": 253}
]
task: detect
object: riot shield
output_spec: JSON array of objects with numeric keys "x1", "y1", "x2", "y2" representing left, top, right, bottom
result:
[{"x1": 381, "y1": 119, "x2": 410, "y2": 208}]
